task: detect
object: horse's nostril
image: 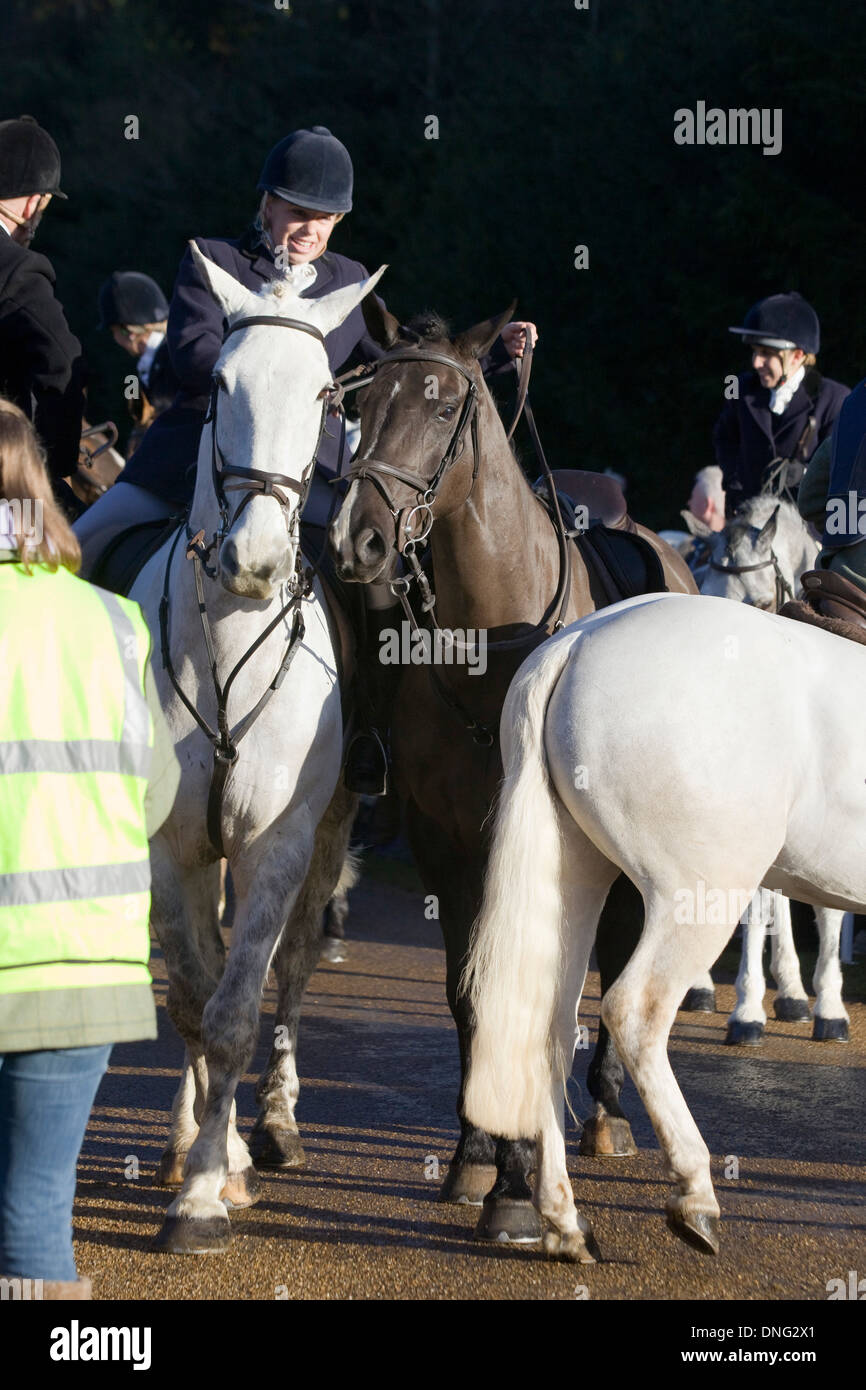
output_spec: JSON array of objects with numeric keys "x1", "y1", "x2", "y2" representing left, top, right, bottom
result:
[
  {"x1": 221, "y1": 541, "x2": 240, "y2": 577},
  {"x1": 356, "y1": 527, "x2": 386, "y2": 565}
]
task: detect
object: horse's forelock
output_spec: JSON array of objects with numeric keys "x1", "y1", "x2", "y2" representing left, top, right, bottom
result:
[{"x1": 403, "y1": 311, "x2": 452, "y2": 345}]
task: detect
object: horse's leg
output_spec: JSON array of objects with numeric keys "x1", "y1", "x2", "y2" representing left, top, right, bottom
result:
[
  {"x1": 725, "y1": 891, "x2": 770, "y2": 1045},
  {"x1": 156, "y1": 1046, "x2": 207, "y2": 1186},
  {"x1": 320, "y1": 846, "x2": 358, "y2": 964},
  {"x1": 251, "y1": 784, "x2": 357, "y2": 1167},
  {"x1": 768, "y1": 893, "x2": 811, "y2": 1022},
  {"x1": 535, "y1": 841, "x2": 611, "y2": 1263},
  {"x1": 812, "y1": 907, "x2": 850, "y2": 1041},
  {"x1": 154, "y1": 821, "x2": 317, "y2": 1254},
  {"x1": 602, "y1": 888, "x2": 742, "y2": 1255},
  {"x1": 149, "y1": 848, "x2": 227, "y2": 1181},
  {"x1": 580, "y1": 874, "x2": 639, "y2": 1157}
]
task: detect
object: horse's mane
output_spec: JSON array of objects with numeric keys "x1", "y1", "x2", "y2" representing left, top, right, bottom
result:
[{"x1": 730, "y1": 494, "x2": 802, "y2": 532}]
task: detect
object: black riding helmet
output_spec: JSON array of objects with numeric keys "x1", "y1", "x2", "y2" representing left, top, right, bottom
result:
[
  {"x1": 0, "y1": 115, "x2": 66, "y2": 200},
  {"x1": 728, "y1": 292, "x2": 820, "y2": 356},
  {"x1": 257, "y1": 126, "x2": 353, "y2": 214},
  {"x1": 98, "y1": 271, "x2": 170, "y2": 330}
]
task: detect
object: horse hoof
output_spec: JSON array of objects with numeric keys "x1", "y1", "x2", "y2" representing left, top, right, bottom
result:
[
  {"x1": 812, "y1": 1016, "x2": 850, "y2": 1042},
  {"x1": 681, "y1": 988, "x2": 716, "y2": 1013},
  {"x1": 666, "y1": 1208, "x2": 719, "y2": 1255},
  {"x1": 321, "y1": 936, "x2": 347, "y2": 963},
  {"x1": 249, "y1": 1124, "x2": 306, "y2": 1170},
  {"x1": 578, "y1": 1114, "x2": 637, "y2": 1157},
  {"x1": 153, "y1": 1213, "x2": 231, "y2": 1255},
  {"x1": 725, "y1": 1019, "x2": 764, "y2": 1046},
  {"x1": 438, "y1": 1162, "x2": 496, "y2": 1205},
  {"x1": 542, "y1": 1227, "x2": 600, "y2": 1264},
  {"x1": 220, "y1": 1165, "x2": 263, "y2": 1208},
  {"x1": 155, "y1": 1149, "x2": 189, "y2": 1187},
  {"x1": 473, "y1": 1196, "x2": 543, "y2": 1244},
  {"x1": 773, "y1": 996, "x2": 811, "y2": 1023}
]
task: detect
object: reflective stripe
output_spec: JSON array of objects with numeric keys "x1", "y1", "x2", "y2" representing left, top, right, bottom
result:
[
  {"x1": 0, "y1": 739, "x2": 151, "y2": 778},
  {"x1": 95, "y1": 589, "x2": 153, "y2": 754},
  {"x1": 0, "y1": 860, "x2": 150, "y2": 907}
]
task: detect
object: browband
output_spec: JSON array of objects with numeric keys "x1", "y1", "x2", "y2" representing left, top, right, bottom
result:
[{"x1": 223, "y1": 315, "x2": 326, "y2": 346}]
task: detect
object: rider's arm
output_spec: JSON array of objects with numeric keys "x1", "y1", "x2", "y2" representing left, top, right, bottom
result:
[{"x1": 166, "y1": 238, "x2": 226, "y2": 399}]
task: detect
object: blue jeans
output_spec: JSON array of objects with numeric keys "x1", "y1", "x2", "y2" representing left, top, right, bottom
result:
[{"x1": 0, "y1": 1044, "x2": 112, "y2": 1281}]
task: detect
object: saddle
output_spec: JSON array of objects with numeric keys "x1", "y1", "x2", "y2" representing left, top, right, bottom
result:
[
  {"x1": 534, "y1": 469, "x2": 668, "y2": 604},
  {"x1": 90, "y1": 517, "x2": 183, "y2": 596},
  {"x1": 780, "y1": 569, "x2": 866, "y2": 647}
]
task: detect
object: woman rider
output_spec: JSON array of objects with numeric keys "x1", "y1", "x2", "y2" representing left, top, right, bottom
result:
[{"x1": 74, "y1": 126, "x2": 537, "y2": 791}]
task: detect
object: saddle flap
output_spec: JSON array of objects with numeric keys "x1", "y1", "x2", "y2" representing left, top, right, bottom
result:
[
  {"x1": 90, "y1": 517, "x2": 182, "y2": 596},
  {"x1": 577, "y1": 524, "x2": 668, "y2": 606}
]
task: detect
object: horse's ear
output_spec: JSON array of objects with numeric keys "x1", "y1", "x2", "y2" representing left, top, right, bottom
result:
[
  {"x1": 188, "y1": 240, "x2": 257, "y2": 321},
  {"x1": 309, "y1": 265, "x2": 388, "y2": 339},
  {"x1": 361, "y1": 288, "x2": 402, "y2": 348},
  {"x1": 454, "y1": 302, "x2": 517, "y2": 361},
  {"x1": 756, "y1": 505, "x2": 779, "y2": 547}
]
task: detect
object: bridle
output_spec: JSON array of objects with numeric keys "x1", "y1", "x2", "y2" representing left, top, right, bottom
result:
[
  {"x1": 202, "y1": 314, "x2": 336, "y2": 561},
  {"x1": 344, "y1": 348, "x2": 481, "y2": 558},
  {"x1": 708, "y1": 506, "x2": 794, "y2": 612},
  {"x1": 339, "y1": 336, "x2": 573, "y2": 744},
  {"x1": 159, "y1": 312, "x2": 342, "y2": 858}
]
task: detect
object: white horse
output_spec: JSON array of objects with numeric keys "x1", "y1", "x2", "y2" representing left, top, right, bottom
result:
[
  {"x1": 689, "y1": 495, "x2": 849, "y2": 1042},
  {"x1": 463, "y1": 592, "x2": 866, "y2": 1260},
  {"x1": 131, "y1": 247, "x2": 385, "y2": 1254}
]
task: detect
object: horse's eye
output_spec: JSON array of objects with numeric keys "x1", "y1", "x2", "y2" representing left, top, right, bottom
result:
[{"x1": 437, "y1": 404, "x2": 457, "y2": 422}]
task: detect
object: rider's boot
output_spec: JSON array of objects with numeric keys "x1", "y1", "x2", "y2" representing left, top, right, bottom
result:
[{"x1": 343, "y1": 593, "x2": 402, "y2": 808}]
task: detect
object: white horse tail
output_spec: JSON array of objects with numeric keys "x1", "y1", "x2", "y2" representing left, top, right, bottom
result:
[{"x1": 463, "y1": 627, "x2": 582, "y2": 1140}]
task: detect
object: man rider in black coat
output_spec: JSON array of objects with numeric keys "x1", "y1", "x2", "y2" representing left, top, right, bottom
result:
[{"x1": 0, "y1": 116, "x2": 84, "y2": 515}]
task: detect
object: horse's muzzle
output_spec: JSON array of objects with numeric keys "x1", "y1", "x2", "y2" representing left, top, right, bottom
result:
[{"x1": 331, "y1": 522, "x2": 390, "y2": 582}]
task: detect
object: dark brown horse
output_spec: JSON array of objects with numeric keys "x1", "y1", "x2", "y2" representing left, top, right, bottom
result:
[{"x1": 330, "y1": 299, "x2": 697, "y2": 1247}]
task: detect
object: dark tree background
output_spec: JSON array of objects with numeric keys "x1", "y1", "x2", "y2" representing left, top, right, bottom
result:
[{"x1": 4, "y1": 0, "x2": 864, "y2": 528}]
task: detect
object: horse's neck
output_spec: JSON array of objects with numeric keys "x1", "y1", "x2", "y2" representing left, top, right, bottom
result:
[{"x1": 429, "y1": 394, "x2": 560, "y2": 633}]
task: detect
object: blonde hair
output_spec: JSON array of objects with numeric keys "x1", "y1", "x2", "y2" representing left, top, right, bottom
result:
[{"x1": 0, "y1": 397, "x2": 80, "y2": 573}]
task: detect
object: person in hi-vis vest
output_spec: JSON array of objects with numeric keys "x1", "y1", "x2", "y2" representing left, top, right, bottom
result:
[{"x1": 0, "y1": 396, "x2": 179, "y2": 1299}]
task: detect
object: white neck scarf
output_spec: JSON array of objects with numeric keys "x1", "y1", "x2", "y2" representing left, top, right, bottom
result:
[{"x1": 769, "y1": 364, "x2": 805, "y2": 416}]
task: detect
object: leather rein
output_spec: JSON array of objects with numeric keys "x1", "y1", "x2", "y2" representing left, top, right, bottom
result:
[
  {"x1": 158, "y1": 313, "x2": 340, "y2": 858},
  {"x1": 338, "y1": 335, "x2": 573, "y2": 745}
]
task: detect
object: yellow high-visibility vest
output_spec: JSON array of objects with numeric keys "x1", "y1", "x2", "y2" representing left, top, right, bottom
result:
[{"x1": 0, "y1": 562, "x2": 154, "y2": 1000}]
